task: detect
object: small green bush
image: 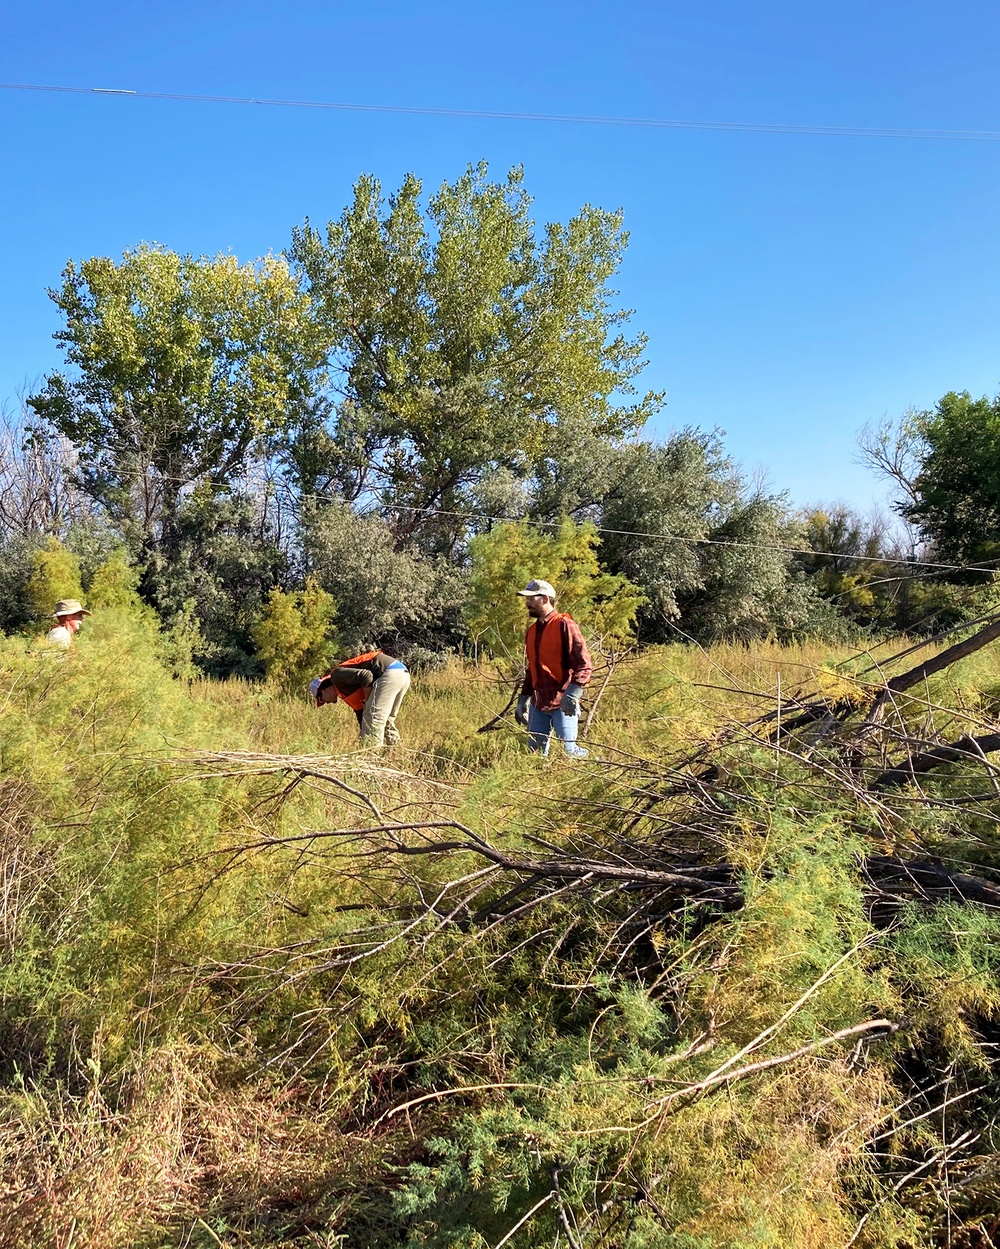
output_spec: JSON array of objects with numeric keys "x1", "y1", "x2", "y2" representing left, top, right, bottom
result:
[
  {"x1": 252, "y1": 578, "x2": 338, "y2": 688},
  {"x1": 25, "y1": 536, "x2": 84, "y2": 623}
]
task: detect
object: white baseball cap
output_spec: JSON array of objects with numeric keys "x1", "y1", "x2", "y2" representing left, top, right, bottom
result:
[{"x1": 516, "y1": 579, "x2": 556, "y2": 599}]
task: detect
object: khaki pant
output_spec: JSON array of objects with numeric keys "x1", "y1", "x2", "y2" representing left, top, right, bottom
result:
[{"x1": 360, "y1": 667, "x2": 410, "y2": 746}]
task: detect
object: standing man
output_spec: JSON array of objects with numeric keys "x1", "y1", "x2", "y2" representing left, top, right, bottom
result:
[
  {"x1": 515, "y1": 579, "x2": 592, "y2": 759},
  {"x1": 310, "y1": 650, "x2": 410, "y2": 747},
  {"x1": 45, "y1": 599, "x2": 92, "y2": 650}
]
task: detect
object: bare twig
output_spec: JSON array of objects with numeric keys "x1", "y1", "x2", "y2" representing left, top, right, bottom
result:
[{"x1": 647, "y1": 1017, "x2": 898, "y2": 1113}]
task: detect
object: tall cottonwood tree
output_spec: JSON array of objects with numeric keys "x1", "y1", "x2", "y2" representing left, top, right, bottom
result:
[
  {"x1": 902, "y1": 391, "x2": 1000, "y2": 570},
  {"x1": 289, "y1": 163, "x2": 662, "y2": 550},
  {"x1": 28, "y1": 244, "x2": 322, "y2": 561}
]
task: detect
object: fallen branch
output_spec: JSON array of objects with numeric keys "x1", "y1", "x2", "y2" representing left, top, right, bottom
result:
[
  {"x1": 647, "y1": 1017, "x2": 898, "y2": 1113},
  {"x1": 864, "y1": 856, "x2": 1000, "y2": 911},
  {"x1": 477, "y1": 684, "x2": 520, "y2": 734},
  {"x1": 871, "y1": 732, "x2": 1000, "y2": 790},
  {"x1": 866, "y1": 614, "x2": 1000, "y2": 723}
]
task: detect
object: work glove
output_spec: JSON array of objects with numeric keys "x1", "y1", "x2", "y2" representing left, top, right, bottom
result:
[
  {"x1": 561, "y1": 683, "x2": 584, "y2": 717},
  {"x1": 515, "y1": 694, "x2": 530, "y2": 727}
]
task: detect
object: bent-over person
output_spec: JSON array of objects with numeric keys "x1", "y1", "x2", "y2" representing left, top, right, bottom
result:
[{"x1": 311, "y1": 650, "x2": 410, "y2": 747}]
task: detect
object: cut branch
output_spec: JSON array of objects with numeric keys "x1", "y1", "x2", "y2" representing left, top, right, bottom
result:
[
  {"x1": 646, "y1": 1017, "x2": 898, "y2": 1113},
  {"x1": 866, "y1": 614, "x2": 1000, "y2": 722},
  {"x1": 871, "y1": 732, "x2": 1000, "y2": 790}
]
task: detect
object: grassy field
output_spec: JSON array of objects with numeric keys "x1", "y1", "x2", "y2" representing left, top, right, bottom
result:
[{"x1": 2, "y1": 613, "x2": 1000, "y2": 1248}]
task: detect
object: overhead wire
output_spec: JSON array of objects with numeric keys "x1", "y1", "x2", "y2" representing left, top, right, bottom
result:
[
  {"x1": 3, "y1": 80, "x2": 1000, "y2": 142},
  {"x1": 18, "y1": 445, "x2": 997, "y2": 580},
  {"x1": 5, "y1": 78, "x2": 995, "y2": 578},
  {"x1": 374, "y1": 499, "x2": 1000, "y2": 577},
  {"x1": 13, "y1": 444, "x2": 1000, "y2": 594}
]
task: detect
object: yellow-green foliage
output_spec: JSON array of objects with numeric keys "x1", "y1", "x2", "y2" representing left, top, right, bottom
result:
[
  {"x1": 466, "y1": 516, "x2": 646, "y2": 662},
  {"x1": 251, "y1": 577, "x2": 337, "y2": 686},
  {"x1": 0, "y1": 629, "x2": 996, "y2": 1247},
  {"x1": 891, "y1": 905, "x2": 1000, "y2": 1060},
  {"x1": 25, "y1": 536, "x2": 84, "y2": 622},
  {"x1": 702, "y1": 813, "x2": 892, "y2": 1043},
  {"x1": 87, "y1": 548, "x2": 149, "y2": 616},
  {"x1": 0, "y1": 614, "x2": 253, "y2": 1060}
]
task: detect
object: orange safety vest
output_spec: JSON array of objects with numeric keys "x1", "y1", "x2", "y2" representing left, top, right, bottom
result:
[
  {"x1": 326, "y1": 651, "x2": 382, "y2": 711},
  {"x1": 525, "y1": 612, "x2": 573, "y2": 691}
]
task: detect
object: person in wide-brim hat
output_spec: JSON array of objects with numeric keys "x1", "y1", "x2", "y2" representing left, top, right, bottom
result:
[
  {"x1": 51, "y1": 599, "x2": 92, "y2": 620},
  {"x1": 46, "y1": 599, "x2": 92, "y2": 651}
]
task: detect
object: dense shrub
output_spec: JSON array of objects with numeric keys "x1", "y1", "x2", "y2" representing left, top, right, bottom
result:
[
  {"x1": 252, "y1": 578, "x2": 338, "y2": 688},
  {"x1": 1, "y1": 584, "x2": 999, "y2": 1246}
]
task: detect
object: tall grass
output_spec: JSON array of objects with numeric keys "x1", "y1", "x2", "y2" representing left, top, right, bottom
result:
[{"x1": 1, "y1": 617, "x2": 999, "y2": 1245}]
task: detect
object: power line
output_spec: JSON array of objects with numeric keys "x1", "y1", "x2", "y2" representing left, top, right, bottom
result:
[
  {"x1": 15, "y1": 449, "x2": 993, "y2": 576},
  {"x1": 378, "y1": 500, "x2": 1000, "y2": 577},
  {"x1": 3, "y1": 80, "x2": 1000, "y2": 142},
  {"x1": 8, "y1": 446, "x2": 997, "y2": 580},
  {"x1": 7, "y1": 421, "x2": 995, "y2": 576}
]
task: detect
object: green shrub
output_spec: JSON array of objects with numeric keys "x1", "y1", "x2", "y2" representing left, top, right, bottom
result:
[
  {"x1": 466, "y1": 516, "x2": 645, "y2": 667},
  {"x1": 251, "y1": 578, "x2": 338, "y2": 688},
  {"x1": 24, "y1": 536, "x2": 83, "y2": 623}
]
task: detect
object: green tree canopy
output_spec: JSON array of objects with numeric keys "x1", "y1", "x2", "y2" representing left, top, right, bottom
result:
[
  {"x1": 798, "y1": 505, "x2": 885, "y2": 614},
  {"x1": 302, "y1": 500, "x2": 465, "y2": 653},
  {"x1": 149, "y1": 489, "x2": 289, "y2": 678},
  {"x1": 597, "y1": 430, "x2": 739, "y2": 631},
  {"x1": 677, "y1": 495, "x2": 825, "y2": 643},
  {"x1": 902, "y1": 391, "x2": 1000, "y2": 569},
  {"x1": 28, "y1": 244, "x2": 322, "y2": 559},
  {"x1": 289, "y1": 163, "x2": 662, "y2": 550}
]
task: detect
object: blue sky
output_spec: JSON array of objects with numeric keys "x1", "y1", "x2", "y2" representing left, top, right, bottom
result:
[{"x1": 2, "y1": 0, "x2": 999, "y2": 513}]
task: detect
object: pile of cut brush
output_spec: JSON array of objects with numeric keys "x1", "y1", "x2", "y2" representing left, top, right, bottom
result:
[
  {"x1": 175, "y1": 620, "x2": 1000, "y2": 1246},
  {"x1": 22, "y1": 613, "x2": 1000, "y2": 1243},
  {"x1": 203, "y1": 614, "x2": 1000, "y2": 928}
]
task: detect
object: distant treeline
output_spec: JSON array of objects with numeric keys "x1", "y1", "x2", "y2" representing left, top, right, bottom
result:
[{"x1": 2, "y1": 163, "x2": 998, "y2": 676}]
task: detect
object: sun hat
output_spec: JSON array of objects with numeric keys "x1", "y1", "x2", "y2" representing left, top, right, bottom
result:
[
  {"x1": 516, "y1": 579, "x2": 556, "y2": 599},
  {"x1": 52, "y1": 599, "x2": 92, "y2": 619}
]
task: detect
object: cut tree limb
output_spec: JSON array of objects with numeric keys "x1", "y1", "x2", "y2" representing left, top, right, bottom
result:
[
  {"x1": 871, "y1": 732, "x2": 1000, "y2": 790},
  {"x1": 658, "y1": 1017, "x2": 898, "y2": 1104},
  {"x1": 863, "y1": 855, "x2": 1000, "y2": 911},
  {"x1": 477, "y1": 685, "x2": 520, "y2": 733},
  {"x1": 865, "y1": 614, "x2": 1000, "y2": 723}
]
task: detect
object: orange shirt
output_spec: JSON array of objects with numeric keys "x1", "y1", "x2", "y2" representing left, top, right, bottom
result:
[{"x1": 522, "y1": 612, "x2": 593, "y2": 712}]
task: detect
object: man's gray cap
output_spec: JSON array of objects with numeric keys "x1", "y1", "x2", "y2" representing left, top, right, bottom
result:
[
  {"x1": 516, "y1": 579, "x2": 556, "y2": 599},
  {"x1": 52, "y1": 599, "x2": 92, "y2": 618}
]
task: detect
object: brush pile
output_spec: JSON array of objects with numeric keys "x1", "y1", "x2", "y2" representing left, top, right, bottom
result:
[{"x1": 3, "y1": 616, "x2": 1000, "y2": 1246}]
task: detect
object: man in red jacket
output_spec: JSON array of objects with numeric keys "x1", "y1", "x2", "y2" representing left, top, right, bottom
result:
[{"x1": 515, "y1": 579, "x2": 592, "y2": 759}]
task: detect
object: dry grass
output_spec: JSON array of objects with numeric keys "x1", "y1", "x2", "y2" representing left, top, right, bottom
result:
[
  {"x1": 187, "y1": 644, "x2": 867, "y2": 773},
  {"x1": 0, "y1": 779, "x2": 50, "y2": 954},
  {"x1": 0, "y1": 1040, "x2": 376, "y2": 1249}
]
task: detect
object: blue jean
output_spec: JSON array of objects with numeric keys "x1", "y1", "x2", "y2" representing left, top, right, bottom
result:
[{"x1": 527, "y1": 703, "x2": 589, "y2": 758}]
